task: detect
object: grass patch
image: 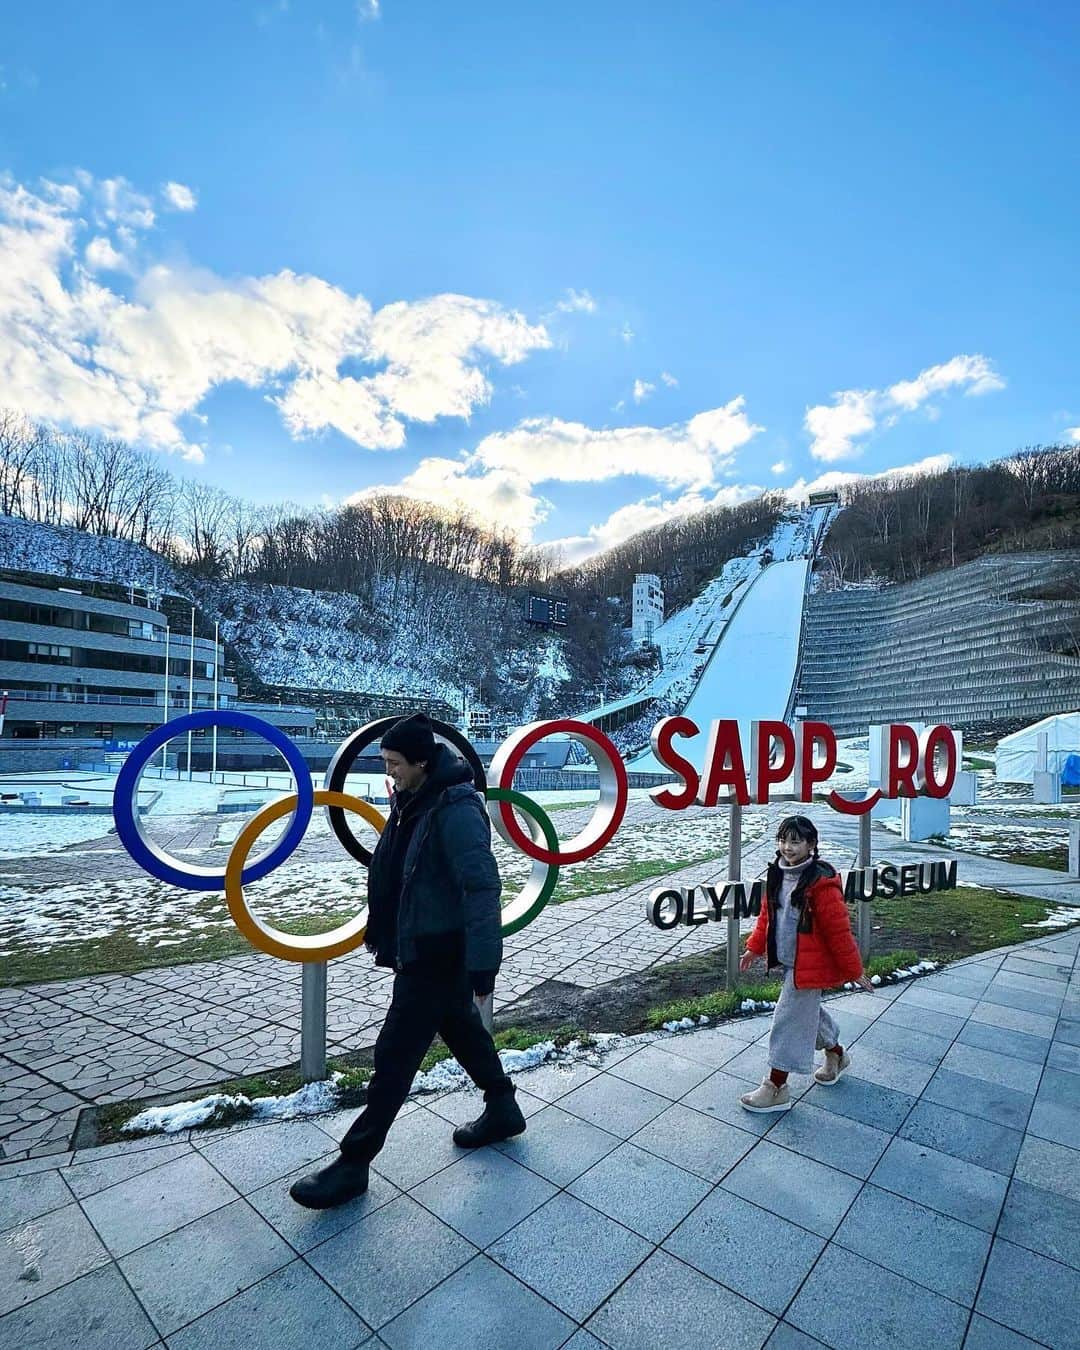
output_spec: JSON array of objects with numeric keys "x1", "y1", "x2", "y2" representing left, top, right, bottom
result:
[
  {"x1": 643, "y1": 950, "x2": 922, "y2": 1029},
  {"x1": 553, "y1": 853, "x2": 726, "y2": 905},
  {"x1": 1006, "y1": 848, "x2": 1068, "y2": 872},
  {"x1": 871, "y1": 885, "x2": 1080, "y2": 958},
  {"x1": 0, "y1": 908, "x2": 361, "y2": 988}
]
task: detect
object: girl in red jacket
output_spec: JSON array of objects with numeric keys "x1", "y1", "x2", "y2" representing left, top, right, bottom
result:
[{"x1": 738, "y1": 815, "x2": 872, "y2": 1113}]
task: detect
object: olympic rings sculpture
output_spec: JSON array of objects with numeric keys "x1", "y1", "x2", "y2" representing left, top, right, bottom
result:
[{"x1": 112, "y1": 710, "x2": 628, "y2": 963}]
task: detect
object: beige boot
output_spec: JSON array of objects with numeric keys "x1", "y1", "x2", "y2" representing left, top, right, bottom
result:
[
  {"x1": 814, "y1": 1048, "x2": 851, "y2": 1085},
  {"x1": 739, "y1": 1078, "x2": 792, "y2": 1113}
]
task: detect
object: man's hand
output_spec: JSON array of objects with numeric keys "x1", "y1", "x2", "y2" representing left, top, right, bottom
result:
[
  {"x1": 855, "y1": 974, "x2": 874, "y2": 992},
  {"x1": 739, "y1": 950, "x2": 755, "y2": 973}
]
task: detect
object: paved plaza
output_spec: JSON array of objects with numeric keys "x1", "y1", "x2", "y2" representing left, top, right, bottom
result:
[
  {"x1": 1, "y1": 927, "x2": 1078, "y2": 1348},
  {"x1": 2, "y1": 802, "x2": 1078, "y2": 1162}
]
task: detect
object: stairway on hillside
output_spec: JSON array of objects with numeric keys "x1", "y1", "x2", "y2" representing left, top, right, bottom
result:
[{"x1": 795, "y1": 552, "x2": 1080, "y2": 735}]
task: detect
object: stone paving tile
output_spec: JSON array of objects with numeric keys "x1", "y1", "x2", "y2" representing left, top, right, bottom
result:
[
  {"x1": 0, "y1": 1201, "x2": 111, "y2": 1316},
  {"x1": 897, "y1": 1099, "x2": 1023, "y2": 1176},
  {"x1": 955, "y1": 1019, "x2": 1050, "y2": 1065},
  {"x1": 663, "y1": 1185, "x2": 824, "y2": 1315},
  {"x1": 979, "y1": 983, "x2": 1063, "y2": 1017},
  {"x1": 787, "y1": 1243, "x2": 970, "y2": 1350},
  {"x1": 305, "y1": 1195, "x2": 474, "y2": 1330},
  {"x1": 558, "y1": 1073, "x2": 670, "y2": 1138},
  {"x1": 629, "y1": 1101, "x2": 758, "y2": 1182},
  {"x1": 939, "y1": 1042, "x2": 1044, "y2": 1095},
  {"x1": 494, "y1": 1104, "x2": 623, "y2": 1187},
  {"x1": 1048, "y1": 1039, "x2": 1080, "y2": 1074},
  {"x1": 0, "y1": 1261, "x2": 160, "y2": 1350},
  {"x1": 411, "y1": 1148, "x2": 557, "y2": 1247},
  {"x1": 118, "y1": 1197, "x2": 295, "y2": 1338},
  {"x1": 998, "y1": 1176, "x2": 1080, "y2": 1272},
  {"x1": 720, "y1": 1139, "x2": 861, "y2": 1238},
  {"x1": 487, "y1": 1192, "x2": 652, "y2": 1322},
  {"x1": 194, "y1": 1119, "x2": 335, "y2": 1194},
  {"x1": 801, "y1": 1075, "x2": 916, "y2": 1133},
  {"x1": 566, "y1": 1141, "x2": 711, "y2": 1243},
  {"x1": 605, "y1": 1043, "x2": 716, "y2": 1099},
  {"x1": 165, "y1": 1256, "x2": 373, "y2": 1350},
  {"x1": 833, "y1": 1183, "x2": 991, "y2": 1306},
  {"x1": 354, "y1": 1107, "x2": 461, "y2": 1191},
  {"x1": 970, "y1": 1001, "x2": 1058, "y2": 1039},
  {"x1": 870, "y1": 1136, "x2": 1008, "y2": 1232},
  {"x1": 878, "y1": 1000, "x2": 967, "y2": 1040},
  {"x1": 0, "y1": 1166, "x2": 72, "y2": 1232},
  {"x1": 962, "y1": 1314, "x2": 1044, "y2": 1348},
  {"x1": 976, "y1": 1237, "x2": 1080, "y2": 1348},
  {"x1": 1026, "y1": 1091, "x2": 1080, "y2": 1149},
  {"x1": 378, "y1": 1254, "x2": 575, "y2": 1350},
  {"x1": 855, "y1": 1020, "x2": 952, "y2": 1067},
  {"x1": 843, "y1": 1042, "x2": 938, "y2": 1097},
  {"x1": 921, "y1": 1067, "x2": 1034, "y2": 1132},
  {"x1": 1012, "y1": 1135, "x2": 1080, "y2": 1205},
  {"x1": 246, "y1": 1157, "x2": 399, "y2": 1254},
  {"x1": 510, "y1": 1059, "x2": 602, "y2": 1103},
  {"x1": 766, "y1": 1101, "x2": 892, "y2": 1179},
  {"x1": 81, "y1": 1150, "x2": 238, "y2": 1257},
  {"x1": 585, "y1": 1248, "x2": 776, "y2": 1350}
]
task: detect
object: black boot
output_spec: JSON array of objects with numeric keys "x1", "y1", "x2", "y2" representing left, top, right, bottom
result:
[
  {"x1": 453, "y1": 1089, "x2": 526, "y2": 1148},
  {"x1": 289, "y1": 1157, "x2": 369, "y2": 1210}
]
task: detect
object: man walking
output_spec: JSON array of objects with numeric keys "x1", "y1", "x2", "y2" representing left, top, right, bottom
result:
[{"x1": 290, "y1": 712, "x2": 525, "y2": 1209}]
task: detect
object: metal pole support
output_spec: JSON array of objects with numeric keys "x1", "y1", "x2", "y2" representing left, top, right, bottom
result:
[
  {"x1": 856, "y1": 810, "x2": 873, "y2": 961},
  {"x1": 1069, "y1": 821, "x2": 1080, "y2": 879},
  {"x1": 300, "y1": 961, "x2": 328, "y2": 1083},
  {"x1": 727, "y1": 800, "x2": 743, "y2": 989}
]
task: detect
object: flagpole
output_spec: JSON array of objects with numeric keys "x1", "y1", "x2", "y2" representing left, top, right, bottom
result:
[
  {"x1": 186, "y1": 607, "x2": 195, "y2": 781},
  {"x1": 212, "y1": 620, "x2": 219, "y2": 778}
]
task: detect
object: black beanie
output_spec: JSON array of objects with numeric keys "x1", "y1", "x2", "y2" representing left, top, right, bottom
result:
[{"x1": 380, "y1": 713, "x2": 438, "y2": 765}]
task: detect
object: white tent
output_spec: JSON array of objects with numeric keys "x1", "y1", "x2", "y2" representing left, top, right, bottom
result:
[{"x1": 995, "y1": 711, "x2": 1080, "y2": 783}]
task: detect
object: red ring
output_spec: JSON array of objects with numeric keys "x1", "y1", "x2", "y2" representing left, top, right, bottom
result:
[{"x1": 493, "y1": 719, "x2": 629, "y2": 864}]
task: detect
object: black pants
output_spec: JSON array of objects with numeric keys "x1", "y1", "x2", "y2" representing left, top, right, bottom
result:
[{"x1": 339, "y1": 960, "x2": 513, "y2": 1164}]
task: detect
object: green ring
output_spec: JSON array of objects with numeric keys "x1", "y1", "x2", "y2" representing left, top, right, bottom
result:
[{"x1": 485, "y1": 786, "x2": 560, "y2": 935}]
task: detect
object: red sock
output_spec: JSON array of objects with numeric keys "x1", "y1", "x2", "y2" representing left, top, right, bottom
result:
[
  {"x1": 769, "y1": 1068, "x2": 789, "y2": 1087},
  {"x1": 828, "y1": 1044, "x2": 844, "y2": 1057}
]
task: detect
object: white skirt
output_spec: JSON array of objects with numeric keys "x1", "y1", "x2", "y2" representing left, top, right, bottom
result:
[{"x1": 766, "y1": 967, "x2": 841, "y2": 1075}]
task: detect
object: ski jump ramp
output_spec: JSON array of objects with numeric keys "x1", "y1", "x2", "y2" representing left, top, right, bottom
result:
[{"x1": 625, "y1": 556, "x2": 811, "y2": 775}]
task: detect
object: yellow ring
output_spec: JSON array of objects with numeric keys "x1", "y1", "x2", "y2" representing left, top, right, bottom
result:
[{"x1": 225, "y1": 789, "x2": 385, "y2": 962}]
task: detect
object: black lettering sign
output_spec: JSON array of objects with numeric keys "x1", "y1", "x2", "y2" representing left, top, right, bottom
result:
[
  {"x1": 648, "y1": 889, "x2": 683, "y2": 929},
  {"x1": 877, "y1": 863, "x2": 899, "y2": 899},
  {"x1": 684, "y1": 886, "x2": 708, "y2": 926},
  {"x1": 899, "y1": 863, "x2": 918, "y2": 896}
]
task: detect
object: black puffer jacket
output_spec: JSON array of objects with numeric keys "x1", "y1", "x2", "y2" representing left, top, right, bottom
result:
[{"x1": 365, "y1": 744, "x2": 503, "y2": 978}]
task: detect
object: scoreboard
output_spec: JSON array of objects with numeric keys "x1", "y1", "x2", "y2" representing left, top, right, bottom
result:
[{"x1": 525, "y1": 594, "x2": 569, "y2": 626}]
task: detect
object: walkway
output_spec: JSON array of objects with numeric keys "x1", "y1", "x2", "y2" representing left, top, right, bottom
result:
[
  {"x1": 2, "y1": 806, "x2": 1078, "y2": 1161},
  {"x1": 1, "y1": 927, "x2": 1078, "y2": 1348}
]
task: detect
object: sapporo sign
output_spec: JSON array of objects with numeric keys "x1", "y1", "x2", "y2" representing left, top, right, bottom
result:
[{"x1": 112, "y1": 712, "x2": 959, "y2": 961}]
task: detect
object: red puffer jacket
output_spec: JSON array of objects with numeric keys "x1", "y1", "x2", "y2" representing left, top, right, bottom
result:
[{"x1": 745, "y1": 860, "x2": 863, "y2": 990}]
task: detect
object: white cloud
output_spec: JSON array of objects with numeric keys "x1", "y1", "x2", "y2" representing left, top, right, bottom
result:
[
  {"x1": 471, "y1": 397, "x2": 762, "y2": 491},
  {"x1": 162, "y1": 181, "x2": 198, "y2": 212},
  {"x1": 357, "y1": 0, "x2": 380, "y2": 18},
  {"x1": 805, "y1": 355, "x2": 1005, "y2": 462},
  {"x1": 84, "y1": 236, "x2": 128, "y2": 272},
  {"x1": 1066, "y1": 426, "x2": 1080, "y2": 444},
  {"x1": 546, "y1": 482, "x2": 766, "y2": 565},
  {"x1": 887, "y1": 354, "x2": 1004, "y2": 410},
  {"x1": 346, "y1": 458, "x2": 549, "y2": 539},
  {"x1": 555, "y1": 288, "x2": 596, "y2": 314},
  {"x1": 805, "y1": 389, "x2": 877, "y2": 463},
  {"x1": 660, "y1": 371, "x2": 678, "y2": 387},
  {"x1": 0, "y1": 173, "x2": 550, "y2": 460},
  {"x1": 770, "y1": 460, "x2": 789, "y2": 475},
  {"x1": 632, "y1": 378, "x2": 655, "y2": 404},
  {"x1": 786, "y1": 453, "x2": 956, "y2": 500}
]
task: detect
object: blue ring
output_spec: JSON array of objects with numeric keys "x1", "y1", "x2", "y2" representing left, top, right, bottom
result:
[{"x1": 112, "y1": 711, "x2": 314, "y2": 891}]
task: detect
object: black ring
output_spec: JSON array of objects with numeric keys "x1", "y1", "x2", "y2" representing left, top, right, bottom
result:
[{"x1": 323, "y1": 716, "x2": 486, "y2": 865}]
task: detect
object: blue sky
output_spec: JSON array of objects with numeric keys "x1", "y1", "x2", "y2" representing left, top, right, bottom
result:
[{"x1": 1, "y1": 1, "x2": 1077, "y2": 560}]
